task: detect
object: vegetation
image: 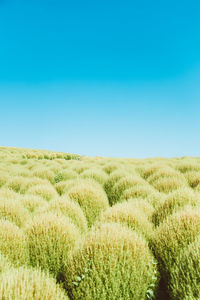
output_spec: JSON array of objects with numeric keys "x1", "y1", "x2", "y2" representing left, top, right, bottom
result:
[{"x1": 0, "y1": 146, "x2": 199, "y2": 299}]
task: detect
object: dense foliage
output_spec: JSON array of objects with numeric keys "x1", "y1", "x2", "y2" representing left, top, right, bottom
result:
[{"x1": 0, "y1": 146, "x2": 199, "y2": 299}]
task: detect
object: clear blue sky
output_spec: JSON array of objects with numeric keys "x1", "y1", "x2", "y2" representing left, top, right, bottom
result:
[{"x1": 0, "y1": 0, "x2": 200, "y2": 157}]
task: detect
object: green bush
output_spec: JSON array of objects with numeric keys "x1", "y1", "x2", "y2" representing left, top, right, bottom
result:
[
  {"x1": 54, "y1": 170, "x2": 77, "y2": 183},
  {"x1": 122, "y1": 184, "x2": 155, "y2": 201},
  {"x1": 104, "y1": 169, "x2": 130, "y2": 204},
  {"x1": 127, "y1": 198, "x2": 154, "y2": 220},
  {"x1": 0, "y1": 220, "x2": 28, "y2": 266},
  {"x1": 109, "y1": 174, "x2": 144, "y2": 205},
  {"x1": 175, "y1": 161, "x2": 200, "y2": 173},
  {"x1": 67, "y1": 179, "x2": 109, "y2": 227},
  {"x1": 63, "y1": 222, "x2": 158, "y2": 300},
  {"x1": 151, "y1": 176, "x2": 187, "y2": 193},
  {"x1": 0, "y1": 267, "x2": 69, "y2": 300},
  {"x1": 40, "y1": 196, "x2": 87, "y2": 233},
  {"x1": 25, "y1": 213, "x2": 81, "y2": 279},
  {"x1": 81, "y1": 168, "x2": 108, "y2": 185},
  {"x1": 32, "y1": 167, "x2": 55, "y2": 183},
  {"x1": 184, "y1": 171, "x2": 200, "y2": 188},
  {"x1": 150, "y1": 206, "x2": 200, "y2": 278},
  {"x1": 147, "y1": 167, "x2": 184, "y2": 184},
  {"x1": 27, "y1": 183, "x2": 57, "y2": 201},
  {"x1": 152, "y1": 188, "x2": 200, "y2": 226},
  {"x1": 20, "y1": 194, "x2": 48, "y2": 214},
  {"x1": 0, "y1": 198, "x2": 30, "y2": 227},
  {"x1": 98, "y1": 201, "x2": 153, "y2": 240},
  {"x1": 6, "y1": 176, "x2": 27, "y2": 193},
  {"x1": 169, "y1": 234, "x2": 200, "y2": 300},
  {"x1": 102, "y1": 162, "x2": 122, "y2": 174}
]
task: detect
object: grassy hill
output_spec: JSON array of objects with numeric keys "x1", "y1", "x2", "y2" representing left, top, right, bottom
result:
[{"x1": 0, "y1": 146, "x2": 199, "y2": 299}]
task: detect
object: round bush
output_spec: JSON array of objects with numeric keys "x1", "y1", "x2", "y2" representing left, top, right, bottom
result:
[
  {"x1": 25, "y1": 213, "x2": 81, "y2": 279},
  {"x1": 6, "y1": 176, "x2": 26, "y2": 193},
  {"x1": 0, "y1": 187, "x2": 19, "y2": 200},
  {"x1": 175, "y1": 161, "x2": 200, "y2": 173},
  {"x1": 21, "y1": 177, "x2": 49, "y2": 192},
  {"x1": 151, "y1": 176, "x2": 187, "y2": 193},
  {"x1": 145, "y1": 191, "x2": 165, "y2": 209},
  {"x1": 28, "y1": 183, "x2": 57, "y2": 201},
  {"x1": 81, "y1": 168, "x2": 108, "y2": 185},
  {"x1": 169, "y1": 234, "x2": 200, "y2": 300},
  {"x1": 0, "y1": 198, "x2": 30, "y2": 227},
  {"x1": 20, "y1": 195, "x2": 48, "y2": 214},
  {"x1": 150, "y1": 206, "x2": 200, "y2": 278},
  {"x1": 67, "y1": 180, "x2": 109, "y2": 227},
  {"x1": 152, "y1": 188, "x2": 200, "y2": 226},
  {"x1": 104, "y1": 169, "x2": 130, "y2": 204},
  {"x1": 140, "y1": 163, "x2": 167, "y2": 179},
  {"x1": 54, "y1": 170, "x2": 77, "y2": 183},
  {"x1": 0, "y1": 220, "x2": 28, "y2": 266},
  {"x1": 41, "y1": 196, "x2": 87, "y2": 233},
  {"x1": 0, "y1": 267, "x2": 69, "y2": 300},
  {"x1": 102, "y1": 162, "x2": 122, "y2": 174},
  {"x1": 122, "y1": 184, "x2": 155, "y2": 201},
  {"x1": 98, "y1": 201, "x2": 153, "y2": 240},
  {"x1": 127, "y1": 198, "x2": 154, "y2": 220},
  {"x1": 63, "y1": 222, "x2": 158, "y2": 300},
  {"x1": 32, "y1": 167, "x2": 55, "y2": 183},
  {"x1": 111, "y1": 175, "x2": 145, "y2": 205},
  {"x1": 184, "y1": 171, "x2": 200, "y2": 188},
  {"x1": 147, "y1": 167, "x2": 184, "y2": 184}
]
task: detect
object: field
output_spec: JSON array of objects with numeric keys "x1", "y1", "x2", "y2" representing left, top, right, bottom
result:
[{"x1": 0, "y1": 146, "x2": 199, "y2": 300}]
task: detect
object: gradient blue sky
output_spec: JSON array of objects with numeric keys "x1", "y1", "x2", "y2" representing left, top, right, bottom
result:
[{"x1": 0, "y1": 0, "x2": 200, "y2": 157}]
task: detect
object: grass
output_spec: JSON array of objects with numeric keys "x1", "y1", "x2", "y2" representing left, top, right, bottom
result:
[{"x1": 0, "y1": 146, "x2": 199, "y2": 299}]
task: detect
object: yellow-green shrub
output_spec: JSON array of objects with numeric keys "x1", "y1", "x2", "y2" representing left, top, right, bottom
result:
[
  {"x1": 152, "y1": 188, "x2": 200, "y2": 226},
  {"x1": 127, "y1": 198, "x2": 155, "y2": 220},
  {"x1": 111, "y1": 175, "x2": 145, "y2": 205},
  {"x1": 122, "y1": 184, "x2": 155, "y2": 201},
  {"x1": 140, "y1": 163, "x2": 166, "y2": 179},
  {"x1": 54, "y1": 169, "x2": 77, "y2": 183},
  {"x1": 63, "y1": 222, "x2": 158, "y2": 300},
  {"x1": 0, "y1": 220, "x2": 28, "y2": 266},
  {"x1": 146, "y1": 192, "x2": 165, "y2": 209},
  {"x1": 169, "y1": 234, "x2": 200, "y2": 300},
  {"x1": 151, "y1": 207, "x2": 200, "y2": 277},
  {"x1": 175, "y1": 161, "x2": 200, "y2": 173},
  {"x1": 184, "y1": 171, "x2": 200, "y2": 188},
  {"x1": 0, "y1": 198, "x2": 30, "y2": 227},
  {"x1": 98, "y1": 201, "x2": 153, "y2": 240},
  {"x1": 6, "y1": 176, "x2": 26, "y2": 193},
  {"x1": 41, "y1": 196, "x2": 87, "y2": 233},
  {"x1": 104, "y1": 169, "x2": 130, "y2": 204},
  {"x1": 151, "y1": 176, "x2": 187, "y2": 193},
  {"x1": 147, "y1": 167, "x2": 183, "y2": 184},
  {"x1": 28, "y1": 183, "x2": 57, "y2": 201},
  {"x1": 81, "y1": 168, "x2": 108, "y2": 185},
  {"x1": 19, "y1": 177, "x2": 50, "y2": 194},
  {"x1": 32, "y1": 167, "x2": 55, "y2": 183},
  {"x1": 0, "y1": 267, "x2": 68, "y2": 300},
  {"x1": 0, "y1": 187, "x2": 19, "y2": 200},
  {"x1": 102, "y1": 162, "x2": 122, "y2": 174},
  {"x1": 67, "y1": 180, "x2": 109, "y2": 227},
  {"x1": 25, "y1": 213, "x2": 81, "y2": 279},
  {"x1": 20, "y1": 195, "x2": 48, "y2": 214}
]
